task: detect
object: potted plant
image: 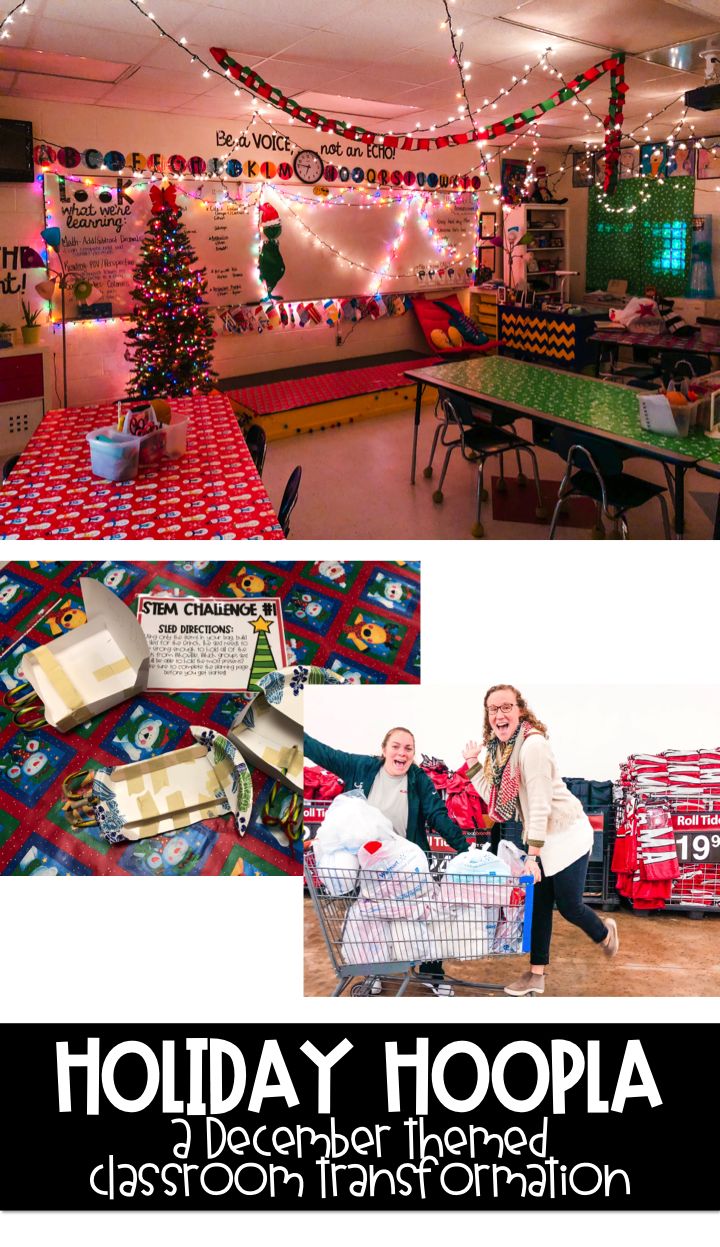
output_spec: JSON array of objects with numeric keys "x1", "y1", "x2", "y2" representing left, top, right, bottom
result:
[
  {"x1": 0, "y1": 322, "x2": 14, "y2": 349},
  {"x1": 20, "y1": 301, "x2": 42, "y2": 345}
]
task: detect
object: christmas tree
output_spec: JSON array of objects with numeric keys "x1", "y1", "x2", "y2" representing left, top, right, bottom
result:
[
  {"x1": 125, "y1": 183, "x2": 217, "y2": 398},
  {"x1": 248, "y1": 616, "x2": 277, "y2": 688}
]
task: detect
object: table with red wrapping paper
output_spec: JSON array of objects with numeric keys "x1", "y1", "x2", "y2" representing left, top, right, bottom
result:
[
  {"x1": 0, "y1": 558, "x2": 420, "y2": 876},
  {"x1": 0, "y1": 394, "x2": 283, "y2": 541}
]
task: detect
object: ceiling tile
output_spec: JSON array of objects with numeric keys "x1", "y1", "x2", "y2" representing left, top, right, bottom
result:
[
  {"x1": 5, "y1": 17, "x2": 158, "y2": 63},
  {"x1": 97, "y1": 82, "x2": 201, "y2": 109},
  {"x1": 502, "y1": 0, "x2": 720, "y2": 55},
  {"x1": 205, "y1": 0, "x2": 360, "y2": 21},
  {"x1": 0, "y1": 46, "x2": 130, "y2": 82},
  {"x1": 36, "y1": 0, "x2": 202, "y2": 38},
  {"x1": 251, "y1": 59, "x2": 358, "y2": 94},
  {"x1": 9, "y1": 71, "x2": 110, "y2": 102},
  {"x1": 177, "y1": 7, "x2": 315, "y2": 57}
]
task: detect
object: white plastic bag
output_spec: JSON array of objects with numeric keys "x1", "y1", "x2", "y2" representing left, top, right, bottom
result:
[
  {"x1": 357, "y1": 836, "x2": 435, "y2": 918},
  {"x1": 497, "y1": 839, "x2": 529, "y2": 877},
  {"x1": 609, "y1": 297, "x2": 663, "y2": 332},
  {"x1": 493, "y1": 913, "x2": 524, "y2": 954},
  {"x1": 314, "y1": 790, "x2": 395, "y2": 896},
  {"x1": 440, "y1": 845, "x2": 514, "y2": 906},
  {"x1": 426, "y1": 903, "x2": 497, "y2": 960},
  {"x1": 390, "y1": 919, "x2": 434, "y2": 962},
  {"x1": 341, "y1": 901, "x2": 392, "y2": 965}
]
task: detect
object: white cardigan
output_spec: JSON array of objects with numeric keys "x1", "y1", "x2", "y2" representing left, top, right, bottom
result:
[{"x1": 471, "y1": 733, "x2": 593, "y2": 877}]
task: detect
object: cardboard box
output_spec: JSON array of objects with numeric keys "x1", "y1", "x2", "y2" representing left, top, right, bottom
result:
[
  {"x1": 231, "y1": 665, "x2": 344, "y2": 793},
  {"x1": 92, "y1": 727, "x2": 253, "y2": 843},
  {"x1": 22, "y1": 578, "x2": 150, "y2": 732}
]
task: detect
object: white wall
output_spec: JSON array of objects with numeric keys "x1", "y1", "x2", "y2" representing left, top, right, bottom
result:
[
  {"x1": 304, "y1": 682, "x2": 720, "y2": 782},
  {"x1": 0, "y1": 96, "x2": 544, "y2": 405}
]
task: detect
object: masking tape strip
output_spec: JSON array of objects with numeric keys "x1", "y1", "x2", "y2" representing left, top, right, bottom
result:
[
  {"x1": 264, "y1": 743, "x2": 296, "y2": 770},
  {"x1": 28, "y1": 647, "x2": 84, "y2": 712},
  {"x1": 127, "y1": 774, "x2": 145, "y2": 796},
  {"x1": 150, "y1": 766, "x2": 170, "y2": 793},
  {"x1": 165, "y1": 791, "x2": 185, "y2": 813},
  {"x1": 93, "y1": 657, "x2": 132, "y2": 682},
  {"x1": 126, "y1": 799, "x2": 226, "y2": 839},
  {"x1": 106, "y1": 744, "x2": 205, "y2": 782},
  {"x1": 137, "y1": 792, "x2": 160, "y2": 819}
]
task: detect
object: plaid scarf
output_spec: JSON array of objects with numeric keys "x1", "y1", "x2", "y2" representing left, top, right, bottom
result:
[{"x1": 484, "y1": 721, "x2": 534, "y2": 822}]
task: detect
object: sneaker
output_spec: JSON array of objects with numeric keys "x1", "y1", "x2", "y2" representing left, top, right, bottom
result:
[
  {"x1": 419, "y1": 977, "x2": 456, "y2": 997},
  {"x1": 504, "y1": 971, "x2": 545, "y2": 996},
  {"x1": 423, "y1": 979, "x2": 455, "y2": 997},
  {"x1": 601, "y1": 917, "x2": 619, "y2": 957}
]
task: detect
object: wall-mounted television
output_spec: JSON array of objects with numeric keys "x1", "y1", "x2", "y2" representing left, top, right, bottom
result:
[{"x1": 0, "y1": 119, "x2": 34, "y2": 183}]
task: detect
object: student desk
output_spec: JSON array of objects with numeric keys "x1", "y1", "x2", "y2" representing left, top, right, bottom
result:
[
  {"x1": 695, "y1": 443, "x2": 720, "y2": 539},
  {"x1": 589, "y1": 329, "x2": 720, "y2": 376},
  {"x1": 0, "y1": 393, "x2": 284, "y2": 541},
  {"x1": 405, "y1": 355, "x2": 718, "y2": 537}
]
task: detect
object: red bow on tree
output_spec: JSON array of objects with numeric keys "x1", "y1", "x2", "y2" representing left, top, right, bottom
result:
[{"x1": 150, "y1": 183, "x2": 178, "y2": 215}]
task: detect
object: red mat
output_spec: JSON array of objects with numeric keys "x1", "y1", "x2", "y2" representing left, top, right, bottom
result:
[
  {"x1": 490, "y1": 476, "x2": 597, "y2": 528},
  {"x1": 227, "y1": 356, "x2": 441, "y2": 417}
]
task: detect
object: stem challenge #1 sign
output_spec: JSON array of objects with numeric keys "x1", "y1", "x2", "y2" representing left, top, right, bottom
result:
[{"x1": 138, "y1": 596, "x2": 287, "y2": 692}]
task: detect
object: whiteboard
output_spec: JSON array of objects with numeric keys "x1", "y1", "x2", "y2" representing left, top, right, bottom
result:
[{"x1": 43, "y1": 174, "x2": 478, "y2": 315}]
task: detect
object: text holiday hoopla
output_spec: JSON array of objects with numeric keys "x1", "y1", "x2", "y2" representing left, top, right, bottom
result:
[{"x1": 0, "y1": 1023, "x2": 716, "y2": 1212}]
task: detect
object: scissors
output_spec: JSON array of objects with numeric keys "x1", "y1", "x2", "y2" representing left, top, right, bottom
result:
[
  {"x1": 61, "y1": 768, "x2": 99, "y2": 829},
  {"x1": 3, "y1": 682, "x2": 46, "y2": 729}
]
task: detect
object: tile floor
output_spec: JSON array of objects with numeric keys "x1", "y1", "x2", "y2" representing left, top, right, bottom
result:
[
  {"x1": 262, "y1": 400, "x2": 718, "y2": 540},
  {"x1": 304, "y1": 900, "x2": 720, "y2": 997}
]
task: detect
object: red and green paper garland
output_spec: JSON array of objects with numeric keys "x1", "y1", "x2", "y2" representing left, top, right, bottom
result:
[
  {"x1": 602, "y1": 56, "x2": 628, "y2": 194},
  {"x1": 210, "y1": 47, "x2": 628, "y2": 192}
]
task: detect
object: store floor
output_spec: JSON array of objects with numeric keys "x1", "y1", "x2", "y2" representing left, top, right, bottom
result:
[
  {"x1": 263, "y1": 403, "x2": 718, "y2": 540},
  {"x1": 304, "y1": 899, "x2": 720, "y2": 996}
]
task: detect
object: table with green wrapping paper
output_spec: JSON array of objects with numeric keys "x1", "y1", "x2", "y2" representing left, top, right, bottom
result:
[
  {"x1": 405, "y1": 355, "x2": 719, "y2": 537},
  {"x1": 695, "y1": 439, "x2": 720, "y2": 539}
]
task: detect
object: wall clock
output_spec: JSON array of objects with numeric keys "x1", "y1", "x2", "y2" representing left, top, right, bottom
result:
[{"x1": 293, "y1": 149, "x2": 324, "y2": 184}]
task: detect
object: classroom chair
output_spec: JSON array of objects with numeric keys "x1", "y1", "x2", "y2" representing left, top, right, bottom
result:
[
  {"x1": 278, "y1": 466, "x2": 302, "y2": 537},
  {"x1": 547, "y1": 427, "x2": 672, "y2": 540},
  {"x1": 244, "y1": 423, "x2": 267, "y2": 475},
  {"x1": 430, "y1": 394, "x2": 546, "y2": 538}
]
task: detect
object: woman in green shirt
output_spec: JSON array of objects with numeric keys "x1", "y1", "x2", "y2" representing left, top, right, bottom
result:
[{"x1": 305, "y1": 726, "x2": 469, "y2": 995}]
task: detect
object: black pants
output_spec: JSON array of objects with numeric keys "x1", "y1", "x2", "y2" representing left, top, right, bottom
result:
[{"x1": 530, "y1": 852, "x2": 607, "y2": 966}]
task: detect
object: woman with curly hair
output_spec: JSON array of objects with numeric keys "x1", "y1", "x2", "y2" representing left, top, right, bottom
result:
[{"x1": 462, "y1": 684, "x2": 618, "y2": 996}]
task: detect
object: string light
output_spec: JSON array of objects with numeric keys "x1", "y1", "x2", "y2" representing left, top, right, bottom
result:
[{"x1": 0, "y1": 0, "x2": 30, "y2": 39}]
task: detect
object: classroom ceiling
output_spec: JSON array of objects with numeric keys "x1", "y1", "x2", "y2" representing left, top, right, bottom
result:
[{"x1": 1, "y1": 0, "x2": 720, "y2": 146}]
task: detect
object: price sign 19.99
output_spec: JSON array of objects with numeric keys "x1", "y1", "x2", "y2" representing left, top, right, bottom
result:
[{"x1": 673, "y1": 811, "x2": 720, "y2": 863}]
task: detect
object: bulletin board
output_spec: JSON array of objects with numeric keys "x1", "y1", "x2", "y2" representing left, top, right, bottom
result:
[
  {"x1": 42, "y1": 174, "x2": 478, "y2": 317},
  {"x1": 586, "y1": 177, "x2": 695, "y2": 297}
]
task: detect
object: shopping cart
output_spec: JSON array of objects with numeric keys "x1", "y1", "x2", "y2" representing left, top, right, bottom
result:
[{"x1": 304, "y1": 846, "x2": 534, "y2": 997}]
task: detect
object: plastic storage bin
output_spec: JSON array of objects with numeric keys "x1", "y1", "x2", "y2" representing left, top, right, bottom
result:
[
  {"x1": 137, "y1": 428, "x2": 165, "y2": 465},
  {"x1": 163, "y1": 413, "x2": 188, "y2": 459},
  {"x1": 87, "y1": 427, "x2": 139, "y2": 481}
]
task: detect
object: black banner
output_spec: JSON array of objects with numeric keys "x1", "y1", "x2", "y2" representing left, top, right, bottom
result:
[{"x1": 1, "y1": 1024, "x2": 716, "y2": 1212}]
